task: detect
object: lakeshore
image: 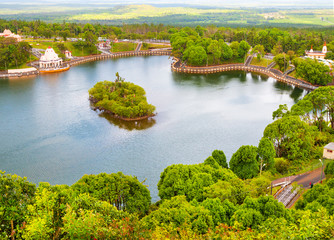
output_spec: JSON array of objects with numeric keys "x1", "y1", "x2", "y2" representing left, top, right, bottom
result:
[{"x1": 0, "y1": 48, "x2": 318, "y2": 91}]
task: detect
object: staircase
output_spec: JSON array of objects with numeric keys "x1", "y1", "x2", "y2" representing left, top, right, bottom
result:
[
  {"x1": 266, "y1": 61, "x2": 276, "y2": 70},
  {"x1": 276, "y1": 185, "x2": 300, "y2": 207},
  {"x1": 244, "y1": 53, "x2": 255, "y2": 66},
  {"x1": 135, "y1": 42, "x2": 142, "y2": 52},
  {"x1": 31, "y1": 48, "x2": 43, "y2": 58},
  {"x1": 283, "y1": 66, "x2": 295, "y2": 76}
]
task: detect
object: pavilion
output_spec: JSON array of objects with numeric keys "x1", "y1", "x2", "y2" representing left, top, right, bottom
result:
[{"x1": 39, "y1": 47, "x2": 63, "y2": 69}]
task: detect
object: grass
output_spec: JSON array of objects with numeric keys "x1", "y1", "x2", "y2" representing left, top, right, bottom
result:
[
  {"x1": 276, "y1": 158, "x2": 331, "y2": 179},
  {"x1": 111, "y1": 42, "x2": 137, "y2": 52},
  {"x1": 67, "y1": 5, "x2": 244, "y2": 21},
  {"x1": 250, "y1": 57, "x2": 273, "y2": 67},
  {"x1": 0, "y1": 5, "x2": 333, "y2": 27},
  {"x1": 272, "y1": 186, "x2": 281, "y2": 196},
  {"x1": 141, "y1": 43, "x2": 170, "y2": 50},
  {"x1": 268, "y1": 9, "x2": 334, "y2": 26},
  {"x1": 28, "y1": 40, "x2": 95, "y2": 57}
]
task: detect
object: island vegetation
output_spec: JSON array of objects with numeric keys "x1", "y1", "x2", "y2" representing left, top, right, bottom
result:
[{"x1": 89, "y1": 73, "x2": 156, "y2": 120}]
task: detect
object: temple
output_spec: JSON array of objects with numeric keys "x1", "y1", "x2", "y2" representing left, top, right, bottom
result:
[
  {"x1": 39, "y1": 47, "x2": 63, "y2": 69},
  {"x1": 0, "y1": 29, "x2": 22, "y2": 42},
  {"x1": 305, "y1": 42, "x2": 327, "y2": 59}
]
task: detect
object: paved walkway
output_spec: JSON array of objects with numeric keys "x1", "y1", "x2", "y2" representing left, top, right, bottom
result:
[{"x1": 273, "y1": 167, "x2": 325, "y2": 207}]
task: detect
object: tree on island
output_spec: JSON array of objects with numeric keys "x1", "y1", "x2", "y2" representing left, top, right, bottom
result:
[{"x1": 89, "y1": 73, "x2": 156, "y2": 120}]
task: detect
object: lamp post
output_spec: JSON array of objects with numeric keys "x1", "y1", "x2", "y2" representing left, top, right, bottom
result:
[{"x1": 319, "y1": 159, "x2": 324, "y2": 183}]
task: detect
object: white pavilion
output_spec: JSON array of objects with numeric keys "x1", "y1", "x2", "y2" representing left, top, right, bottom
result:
[{"x1": 39, "y1": 47, "x2": 63, "y2": 69}]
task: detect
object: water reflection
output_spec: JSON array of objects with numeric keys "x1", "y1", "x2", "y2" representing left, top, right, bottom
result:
[
  {"x1": 99, "y1": 112, "x2": 156, "y2": 131},
  {"x1": 251, "y1": 73, "x2": 269, "y2": 82},
  {"x1": 274, "y1": 80, "x2": 294, "y2": 92},
  {"x1": 290, "y1": 87, "x2": 306, "y2": 103},
  {"x1": 172, "y1": 71, "x2": 248, "y2": 87}
]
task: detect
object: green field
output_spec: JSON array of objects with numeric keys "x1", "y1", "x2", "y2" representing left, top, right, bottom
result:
[
  {"x1": 28, "y1": 40, "x2": 95, "y2": 57},
  {"x1": 111, "y1": 42, "x2": 137, "y2": 52},
  {"x1": 0, "y1": 4, "x2": 333, "y2": 27},
  {"x1": 250, "y1": 57, "x2": 273, "y2": 67}
]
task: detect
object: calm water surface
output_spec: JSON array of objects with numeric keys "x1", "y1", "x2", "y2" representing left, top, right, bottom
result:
[{"x1": 0, "y1": 56, "x2": 306, "y2": 201}]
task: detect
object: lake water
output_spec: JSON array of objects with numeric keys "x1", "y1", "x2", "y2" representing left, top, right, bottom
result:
[{"x1": 0, "y1": 56, "x2": 306, "y2": 202}]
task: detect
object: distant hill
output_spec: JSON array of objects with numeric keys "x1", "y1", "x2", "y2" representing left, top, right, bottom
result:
[
  {"x1": 0, "y1": 3, "x2": 332, "y2": 27},
  {"x1": 2, "y1": 0, "x2": 332, "y2": 8}
]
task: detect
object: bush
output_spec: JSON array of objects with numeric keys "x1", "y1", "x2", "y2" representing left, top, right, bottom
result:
[
  {"x1": 324, "y1": 161, "x2": 334, "y2": 179},
  {"x1": 274, "y1": 158, "x2": 289, "y2": 174}
]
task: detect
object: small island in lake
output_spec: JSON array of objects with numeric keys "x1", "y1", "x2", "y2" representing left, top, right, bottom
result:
[{"x1": 89, "y1": 72, "x2": 156, "y2": 121}]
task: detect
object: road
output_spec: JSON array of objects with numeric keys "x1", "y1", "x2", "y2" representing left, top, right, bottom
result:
[{"x1": 273, "y1": 167, "x2": 325, "y2": 207}]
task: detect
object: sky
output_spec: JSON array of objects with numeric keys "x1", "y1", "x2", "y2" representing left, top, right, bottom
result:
[{"x1": 1, "y1": 0, "x2": 333, "y2": 7}]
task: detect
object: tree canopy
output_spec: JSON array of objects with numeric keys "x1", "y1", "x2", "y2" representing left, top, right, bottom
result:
[{"x1": 229, "y1": 145, "x2": 259, "y2": 179}]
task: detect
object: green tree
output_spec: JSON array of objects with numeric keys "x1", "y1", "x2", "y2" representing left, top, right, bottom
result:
[
  {"x1": 142, "y1": 196, "x2": 214, "y2": 235},
  {"x1": 324, "y1": 161, "x2": 334, "y2": 179},
  {"x1": 229, "y1": 41, "x2": 239, "y2": 58},
  {"x1": 72, "y1": 172, "x2": 151, "y2": 216},
  {"x1": 257, "y1": 137, "x2": 276, "y2": 174},
  {"x1": 207, "y1": 40, "x2": 221, "y2": 64},
  {"x1": 183, "y1": 45, "x2": 207, "y2": 66},
  {"x1": 229, "y1": 145, "x2": 259, "y2": 179},
  {"x1": 219, "y1": 40, "x2": 233, "y2": 60},
  {"x1": 0, "y1": 171, "x2": 36, "y2": 239},
  {"x1": 263, "y1": 116, "x2": 317, "y2": 161},
  {"x1": 295, "y1": 58, "x2": 332, "y2": 86},
  {"x1": 158, "y1": 163, "x2": 237, "y2": 201},
  {"x1": 272, "y1": 104, "x2": 290, "y2": 120},
  {"x1": 212, "y1": 149, "x2": 228, "y2": 168},
  {"x1": 274, "y1": 53, "x2": 289, "y2": 71},
  {"x1": 238, "y1": 40, "x2": 251, "y2": 58}
]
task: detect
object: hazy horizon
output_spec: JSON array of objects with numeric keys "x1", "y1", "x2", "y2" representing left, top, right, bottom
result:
[{"x1": 1, "y1": 0, "x2": 332, "y2": 8}]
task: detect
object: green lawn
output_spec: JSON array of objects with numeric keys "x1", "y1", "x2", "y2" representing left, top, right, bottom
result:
[
  {"x1": 141, "y1": 43, "x2": 170, "y2": 50},
  {"x1": 250, "y1": 57, "x2": 273, "y2": 67},
  {"x1": 28, "y1": 40, "x2": 95, "y2": 57},
  {"x1": 111, "y1": 42, "x2": 137, "y2": 52}
]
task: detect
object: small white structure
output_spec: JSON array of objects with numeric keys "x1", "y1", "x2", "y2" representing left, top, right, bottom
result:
[
  {"x1": 39, "y1": 47, "x2": 63, "y2": 69},
  {"x1": 97, "y1": 40, "x2": 111, "y2": 50},
  {"x1": 65, "y1": 50, "x2": 73, "y2": 59},
  {"x1": 0, "y1": 29, "x2": 21, "y2": 42},
  {"x1": 323, "y1": 142, "x2": 334, "y2": 159},
  {"x1": 305, "y1": 42, "x2": 328, "y2": 59}
]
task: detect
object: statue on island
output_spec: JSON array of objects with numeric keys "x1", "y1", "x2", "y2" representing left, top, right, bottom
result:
[{"x1": 89, "y1": 72, "x2": 156, "y2": 121}]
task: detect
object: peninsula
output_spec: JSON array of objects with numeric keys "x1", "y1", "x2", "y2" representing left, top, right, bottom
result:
[{"x1": 89, "y1": 72, "x2": 156, "y2": 121}]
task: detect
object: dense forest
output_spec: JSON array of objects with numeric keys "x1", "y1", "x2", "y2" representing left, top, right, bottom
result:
[
  {"x1": 1, "y1": 86, "x2": 334, "y2": 239},
  {"x1": 89, "y1": 73, "x2": 156, "y2": 119},
  {"x1": 0, "y1": 37, "x2": 31, "y2": 70}
]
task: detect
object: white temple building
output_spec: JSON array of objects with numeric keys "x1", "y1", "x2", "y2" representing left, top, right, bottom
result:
[
  {"x1": 0, "y1": 29, "x2": 22, "y2": 42},
  {"x1": 305, "y1": 42, "x2": 327, "y2": 59},
  {"x1": 65, "y1": 50, "x2": 73, "y2": 59},
  {"x1": 39, "y1": 47, "x2": 63, "y2": 69}
]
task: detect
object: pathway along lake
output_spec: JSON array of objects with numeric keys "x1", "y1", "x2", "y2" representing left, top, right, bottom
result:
[{"x1": 0, "y1": 56, "x2": 307, "y2": 202}]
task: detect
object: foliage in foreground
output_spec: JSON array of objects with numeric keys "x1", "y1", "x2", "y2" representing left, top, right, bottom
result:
[
  {"x1": 89, "y1": 73, "x2": 156, "y2": 119},
  {"x1": 2, "y1": 168, "x2": 334, "y2": 239}
]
